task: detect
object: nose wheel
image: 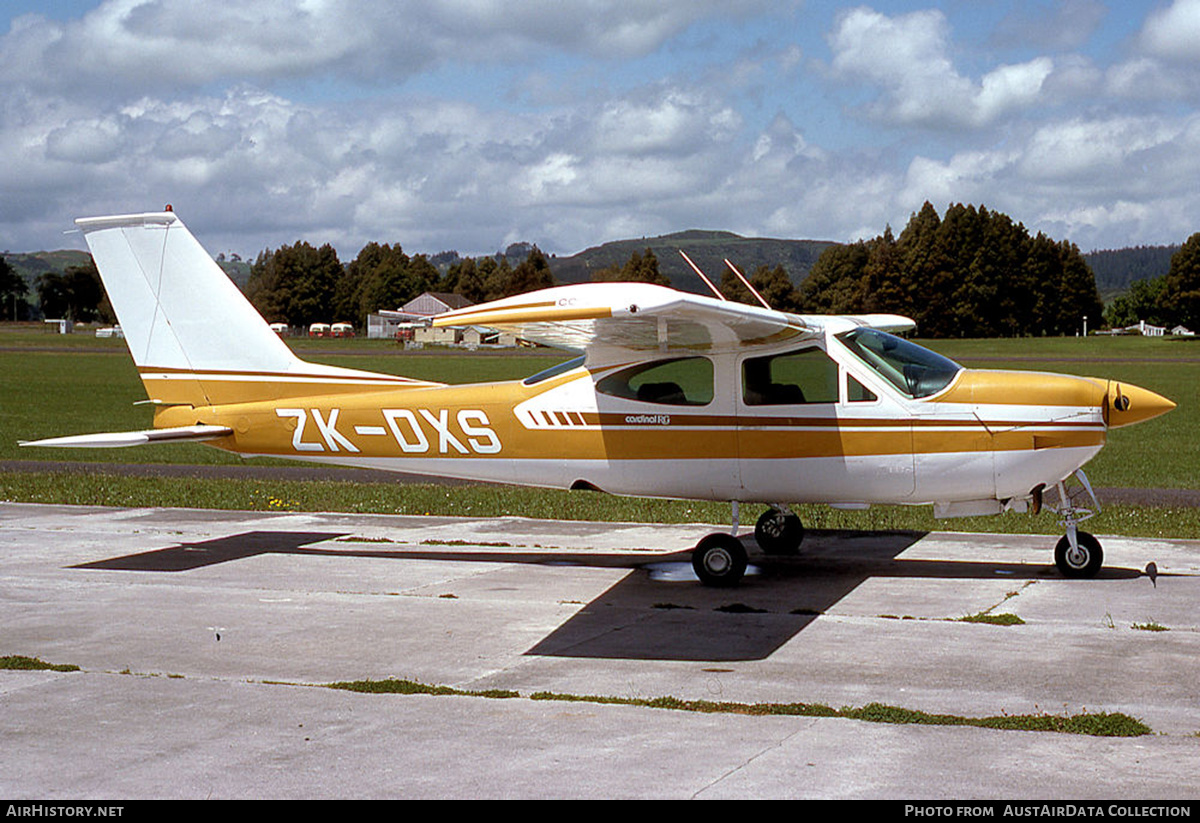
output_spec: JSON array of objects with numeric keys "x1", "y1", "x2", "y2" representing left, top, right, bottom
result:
[
  {"x1": 1055, "y1": 531, "x2": 1103, "y2": 578},
  {"x1": 1050, "y1": 470, "x2": 1103, "y2": 578}
]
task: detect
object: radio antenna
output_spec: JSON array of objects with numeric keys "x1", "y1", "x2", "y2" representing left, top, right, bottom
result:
[
  {"x1": 724, "y1": 259, "x2": 771, "y2": 309},
  {"x1": 678, "y1": 251, "x2": 726, "y2": 301}
]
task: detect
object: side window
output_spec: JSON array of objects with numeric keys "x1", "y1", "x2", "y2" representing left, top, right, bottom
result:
[
  {"x1": 596, "y1": 357, "x2": 714, "y2": 406},
  {"x1": 743, "y1": 348, "x2": 839, "y2": 405},
  {"x1": 848, "y1": 374, "x2": 877, "y2": 402}
]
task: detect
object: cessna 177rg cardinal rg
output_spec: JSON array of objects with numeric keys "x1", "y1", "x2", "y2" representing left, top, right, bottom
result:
[{"x1": 23, "y1": 210, "x2": 1175, "y2": 586}]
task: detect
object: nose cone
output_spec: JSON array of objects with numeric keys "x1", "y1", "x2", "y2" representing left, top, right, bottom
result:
[{"x1": 1107, "y1": 381, "x2": 1175, "y2": 428}]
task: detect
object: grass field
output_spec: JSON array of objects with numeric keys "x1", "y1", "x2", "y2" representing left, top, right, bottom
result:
[{"x1": 1, "y1": 324, "x2": 1196, "y2": 537}]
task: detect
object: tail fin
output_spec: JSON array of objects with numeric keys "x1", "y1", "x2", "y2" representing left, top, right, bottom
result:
[{"x1": 77, "y1": 210, "x2": 431, "y2": 406}]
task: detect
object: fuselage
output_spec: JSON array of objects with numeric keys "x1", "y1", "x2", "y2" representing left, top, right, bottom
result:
[{"x1": 154, "y1": 328, "x2": 1171, "y2": 513}]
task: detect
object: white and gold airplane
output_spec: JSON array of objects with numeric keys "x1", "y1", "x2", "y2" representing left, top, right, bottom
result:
[{"x1": 24, "y1": 210, "x2": 1175, "y2": 586}]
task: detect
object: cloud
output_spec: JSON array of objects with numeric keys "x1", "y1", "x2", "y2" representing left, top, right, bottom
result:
[
  {"x1": 826, "y1": 7, "x2": 1052, "y2": 129},
  {"x1": 2, "y1": 0, "x2": 782, "y2": 101},
  {"x1": 1019, "y1": 116, "x2": 1184, "y2": 182},
  {"x1": 1138, "y1": 0, "x2": 1200, "y2": 62},
  {"x1": 5, "y1": 0, "x2": 1200, "y2": 264},
  {"x1": 1100, "y1": 0, "x2": 1200, "y2": 103}
]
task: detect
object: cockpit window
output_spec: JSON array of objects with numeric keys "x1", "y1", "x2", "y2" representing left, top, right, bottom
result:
[
  {"x1": 835, "y1": 328, "x2": 962, "y2": 398},
  {"x1": 596, "y1": 357, "x2": 714, "y2": 406}
]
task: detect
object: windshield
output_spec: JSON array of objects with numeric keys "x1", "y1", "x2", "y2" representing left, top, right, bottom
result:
[{"x1": 835, "y1": 328, "x2": 962, "y2": 398}]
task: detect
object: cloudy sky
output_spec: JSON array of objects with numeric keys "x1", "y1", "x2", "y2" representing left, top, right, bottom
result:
[{"x1": 4, "y1": 0, "x2": 1200, "y2": 262}]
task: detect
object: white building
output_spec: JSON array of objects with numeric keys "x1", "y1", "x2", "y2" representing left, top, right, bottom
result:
[
  {"x1": 367, "y1": 292, "x2": 474, "y2": 339},
  {"x1": 367, "y1": 292, "x2": 519, "y2": 347}
]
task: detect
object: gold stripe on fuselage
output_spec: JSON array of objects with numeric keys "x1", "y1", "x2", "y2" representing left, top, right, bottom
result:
[{"x1": 154, "y1": 367, "x2": 1107, "y2": 463}]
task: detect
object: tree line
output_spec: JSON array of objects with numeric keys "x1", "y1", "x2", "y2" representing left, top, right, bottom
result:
[
  {"x1": 245, "y1": 241, "x2": 555, "y2": 328},
  {"x1": 1103, "y1": 232, "x2": 1200, "y2": 331},
  {"x1": 0, "y1": 256, "x2": 27, "y2": 321},
  {"x1": 1, "y1": 257, "x2": 116, "y2": 324},
  {"x1": 798, "y1": 202, "x2": 1104, "y2": 337},
  {"x1": 11, "y1": 201, "x2": 1197, "y2": 337}
]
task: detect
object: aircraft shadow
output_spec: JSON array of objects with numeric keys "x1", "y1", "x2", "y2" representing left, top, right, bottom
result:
[{"x1": 71, "y1": 528, "x2": 1144, "y2": 662}]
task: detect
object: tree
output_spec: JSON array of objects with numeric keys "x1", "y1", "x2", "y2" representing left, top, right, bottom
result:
[
  {"x1": 36, "y1": 260, "x2": 111, "y2": 323},
  {"x1": 798, "y1": 202, "x2": 1104, "y2": 337},
  {"x1": 505, "y1": 246, "x2": 556, "y2": 297},
  {"x1": 720, "y1": 262, "x2": 802, "y2": 311},
  {"x1": 898, "y1": 202, "x2": 951, "y2": 336},
  {"x1": 592, "y1": 248, "x2": 670, "y2": 286},
  {"x1": 482, "y1": 256, "x2": 513, "y2": 301},
  {"x1": 0, "y1": 256, "x2": 28, "y2": 320},
  {"x1": 860, "y1": 226, "x2": 903, "y2": 316},
  {"x1": 1104, "y1": 275, "x2": 1166, "y2": 329},
  {"x1": 1158, "y1": 233, "x2": 1200, "y2": 328},
  {"x1": 340, "y1": 242, "x2": 439, "y2": 326},
  {"x1": 748, "y1": 264, "x2": 803, "y2": 312},
  {"x1": 247, "y1": 241, "x2": 343, "y2": 327},
  {"x1": 449, "y1": 257, "x2": 487, "y2": 304},
  {"x1": 799, "y1": 240, "x2": 871, "y2": 314},
  {"x1": 1045, "y1": 240, "x2": 1103, "y2": 336}
]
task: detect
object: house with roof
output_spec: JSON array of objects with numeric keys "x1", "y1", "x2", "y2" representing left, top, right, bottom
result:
[{"x1": 367, "y1": 292, "x2": 518, "y2": 346}]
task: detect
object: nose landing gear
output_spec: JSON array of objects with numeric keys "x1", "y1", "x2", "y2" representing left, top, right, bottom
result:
[{"x1": 1051, "y1": 470, "x2": 1103, "y2": 578}]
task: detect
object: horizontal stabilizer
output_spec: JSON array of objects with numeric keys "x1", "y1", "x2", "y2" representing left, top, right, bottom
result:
[{"x1": 19, "y1": 425, "x2": 233, "y2": 449}]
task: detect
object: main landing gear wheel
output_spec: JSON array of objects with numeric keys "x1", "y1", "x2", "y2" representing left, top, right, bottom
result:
[
  {"x1": 1054, "y1": 531, "x2": 1103, "y2": 578},
  {"x1": 754, "y1": 508, "x2": 804, "y2": 555},
  {"x1": 692, "y1": 533, "x2": 748, "y2": 587}
]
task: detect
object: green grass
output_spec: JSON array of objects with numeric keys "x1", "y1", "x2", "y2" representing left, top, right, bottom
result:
[
  {"x1": 0, "y1": 654, "x2": 80, "y2": 672},
  {"x1": 322, "y1": 677, "x2": 1150, "y2": 737},
  {"x1": 0, "y1": 327, "x2": 1194, "y2": 491},
  {"x1": 5, "y1": 468, "x2": 1200, "y2": 538},
  {"x1": 0, "y1": 340, "x2": 563, "y2": 464},
  {"x1": 327, "y1": 678, "x2": 519, "y2": 699},
  {"x1": 957, "y1": 612, "x2": 1026, "y2": 626}
]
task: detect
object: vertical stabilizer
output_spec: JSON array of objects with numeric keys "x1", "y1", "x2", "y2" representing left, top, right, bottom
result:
[
  {"x1": 77, "y1": 211, "x2": 297, "y2": 376},
  {"x1": 76, "y1": 210, "x2": 429, "y2": 406}
]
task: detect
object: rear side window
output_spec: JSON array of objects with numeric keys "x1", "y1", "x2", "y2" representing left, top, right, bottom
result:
[
  {"x1": 596, "y1": 357, "x2": 714, "y2": 406},
  {"x1": 743, "y1": 347, "x2": 839, "y2": 405}
]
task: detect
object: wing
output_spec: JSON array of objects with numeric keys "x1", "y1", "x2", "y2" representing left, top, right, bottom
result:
[{"x1": 430, "y1": 282, "x2": 913, "y2": 353}]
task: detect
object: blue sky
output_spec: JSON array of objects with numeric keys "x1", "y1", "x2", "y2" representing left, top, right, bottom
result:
[{"x1": 3, "y1": 1, "x2": 1199, "y2": 261}]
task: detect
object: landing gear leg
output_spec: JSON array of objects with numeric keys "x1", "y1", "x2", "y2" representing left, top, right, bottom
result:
[
  {"x1": 1052, "y1": 470, "x2": 1103, "y2": 578},
  {"x1": 755, "y1": 505, "x2": 804, "y2": 555}
]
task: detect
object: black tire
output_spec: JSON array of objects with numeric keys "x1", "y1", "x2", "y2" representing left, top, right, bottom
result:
[
  {"x1": 754, "y1": 509, "x2": 804, "y2": 555},
  {"x1": 1054, "y1": 531, "x2": 1104, "y2": 578},
  {"x1": 692, "y1": 533, "x2": 748, "y2": 587}
]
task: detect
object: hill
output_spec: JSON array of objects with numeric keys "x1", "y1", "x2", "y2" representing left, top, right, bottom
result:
[
  {"x1": 548, "y1": 230, "x2": 835, "y2": 291},
  {"x1": 4, "y1": 250, "x2": 91, "y2": 291},
  {"x1": 4, "y1": 249, "x2": 251, "y2": 292},
  {"x1": 1083, "y1": 245, "x2": 1179, "y2": 297}
]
